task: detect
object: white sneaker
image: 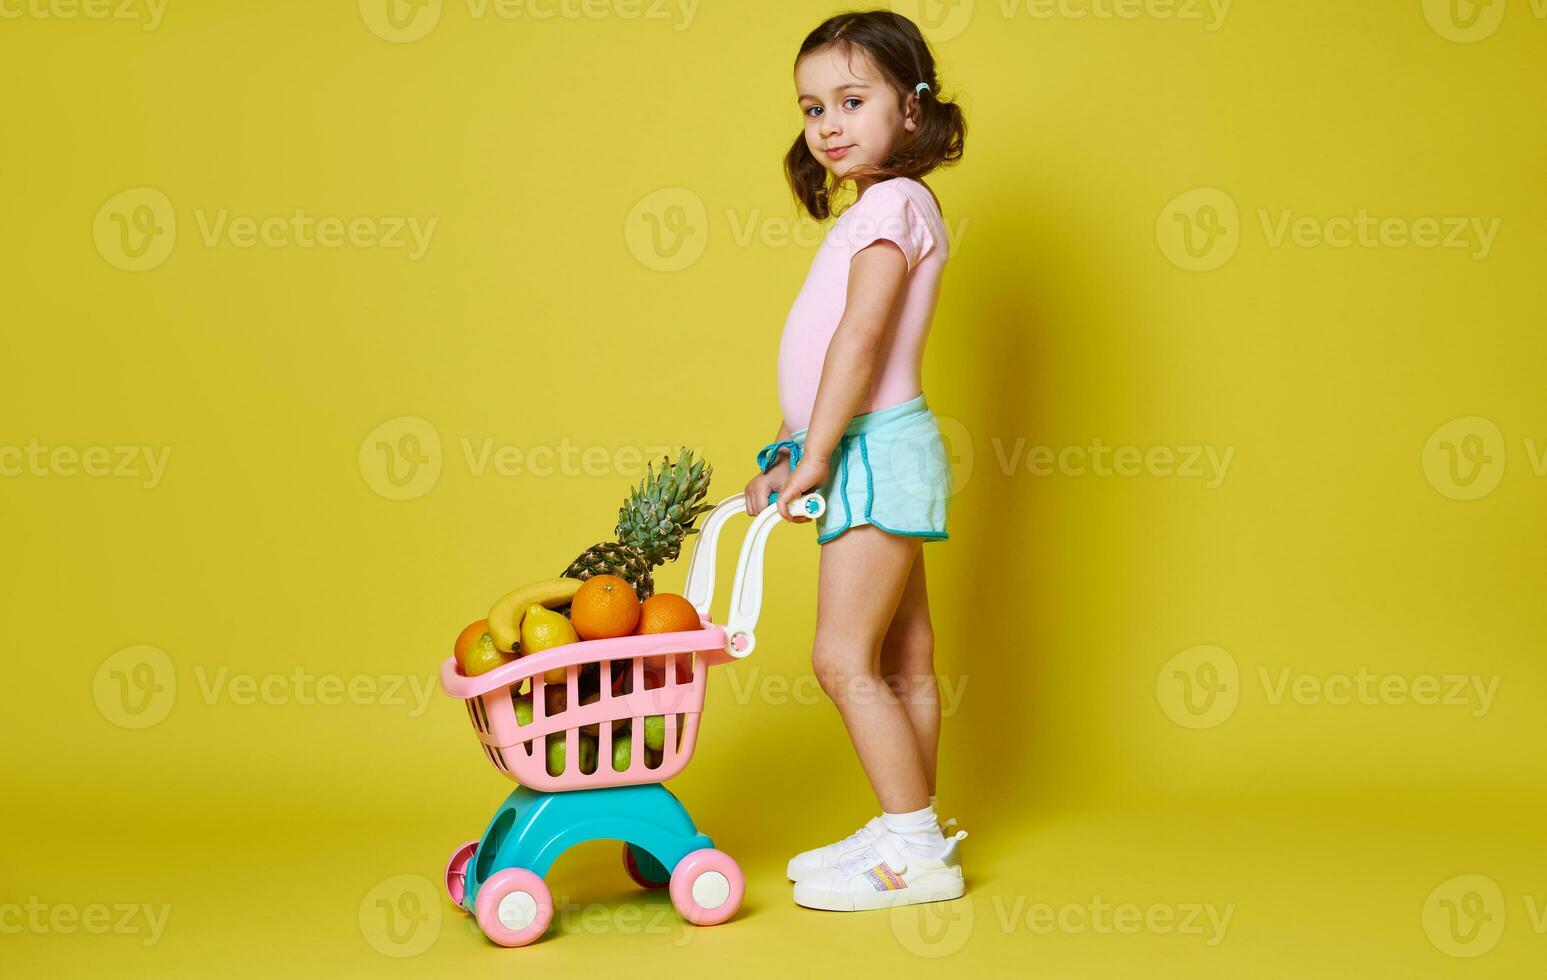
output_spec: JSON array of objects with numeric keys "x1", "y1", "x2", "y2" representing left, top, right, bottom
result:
[
  {"x1": 787, "y1": 816, "x2": 887, "y2": 882},
  {"x1": 792, "y1": 828, "x2": 968, "y2": 912},
  {"x1": 787, "y1": 817, "x2": 960, "y2": 882}
]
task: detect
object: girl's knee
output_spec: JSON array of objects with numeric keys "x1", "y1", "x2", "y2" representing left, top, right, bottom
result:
[{"x1": 811, "y1": 644, "x2": 880, "y2": 699}]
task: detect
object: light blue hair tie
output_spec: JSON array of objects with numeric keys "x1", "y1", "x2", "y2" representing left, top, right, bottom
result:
[{"x1": 915, "y1": 82, "x2": 931, "y2": 96}]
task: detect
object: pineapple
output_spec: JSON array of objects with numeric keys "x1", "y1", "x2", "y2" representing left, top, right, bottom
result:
[{"x1": 559, "y1": 448, "x2": 713, "y2": 601}]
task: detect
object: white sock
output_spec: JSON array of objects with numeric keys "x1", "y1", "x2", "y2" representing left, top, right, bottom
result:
[
  {"x1": 878, "y1": 792, "x2": 934, "y2": 823},
  {"x1": 882, "y1": 803, "x2": 948, "y2": 857},
  {"x1": 868, "y1": 796, "x2": 938, "y2": 843}
]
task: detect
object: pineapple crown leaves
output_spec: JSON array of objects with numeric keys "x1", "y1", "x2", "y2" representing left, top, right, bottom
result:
[{"x1": 614, "y1": 447, "x2": 714, "y2": 567}]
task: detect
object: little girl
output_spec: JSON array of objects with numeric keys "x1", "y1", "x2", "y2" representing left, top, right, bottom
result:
[{"x1": 742, "y1": 10, "x2": 968, "y2": 913}]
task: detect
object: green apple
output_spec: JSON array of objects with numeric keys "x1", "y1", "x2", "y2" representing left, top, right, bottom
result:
[
  {"x1": 611, "y1": 734, "x2": 633, "y2": 772},
  {"x1": 544, "y1": 733, "x2": 595, "y2": 776},
  {"x1": 643, "y1": 715, "x2": 665, "y2": 752}
]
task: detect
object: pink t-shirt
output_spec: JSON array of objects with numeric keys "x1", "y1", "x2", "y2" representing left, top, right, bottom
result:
[{"x1": 776, "y1": 177, "x2": 948, "y2": 433}]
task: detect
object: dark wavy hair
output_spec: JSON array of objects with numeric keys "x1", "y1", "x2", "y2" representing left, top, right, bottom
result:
[{"x1": 785, "y1": 9, "x2": 966, "y2": 221}]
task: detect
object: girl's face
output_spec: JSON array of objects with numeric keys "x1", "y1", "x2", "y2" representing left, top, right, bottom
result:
[{"x1": 796, "y1": 45, "x2": 917, "y2": 190}]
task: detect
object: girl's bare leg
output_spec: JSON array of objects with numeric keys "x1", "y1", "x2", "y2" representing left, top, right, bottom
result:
[
  {"x1": 813, "y1": 525, "x2": 930, "y2": 813},
  {"x1": 878, "y1": 549, "x2": 939, "y2": 798}
]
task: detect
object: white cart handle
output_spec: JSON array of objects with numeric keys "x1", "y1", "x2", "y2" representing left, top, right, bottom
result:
[
  {"x1": 682, "y1": 491, "x2": 826, "y2": 658},
  {"x1": 683, "y1": 495, "x2": 747, "y2": 617}
]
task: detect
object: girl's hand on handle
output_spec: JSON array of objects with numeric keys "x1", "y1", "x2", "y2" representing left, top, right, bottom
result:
[
  {"x1": 744, "y1": 468, "x2": 786, "y2": 517},
  {"x1": 775, "y1": 457, "x2": 829, "y2": 524}
]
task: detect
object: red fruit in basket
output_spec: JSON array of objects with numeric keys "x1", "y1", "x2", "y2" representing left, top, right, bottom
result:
[
  {"x1": 635, "y1": 593, "x2": 702, "y2": 635},
  {"x1": 544, "y1": 685, "x2": 567, "y2": 716},
  {"x1": 611, "y1": 664, "x2": 633, "y2": 697},
  {"x1": 639, "y1": 661, "x2": 693, "y2": 690},
  {"x1": 455, "y1": 619, "x2": 512, "y2": 677},
  {"x1": 578, "y1": 691, "x2": 603, "y2": 738},
  {"x1": 570, "y1": 575, "x2": 640, "y2": 640}
]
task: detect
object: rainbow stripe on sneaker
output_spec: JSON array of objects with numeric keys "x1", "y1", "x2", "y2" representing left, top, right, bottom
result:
[{"x1": 862, "y1": 864, "x2": 908, "y2": 892}]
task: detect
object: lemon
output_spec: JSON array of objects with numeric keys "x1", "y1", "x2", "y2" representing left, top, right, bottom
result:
[{"x1": 521, "y1": 604, "x2": 578, "y2": 684}]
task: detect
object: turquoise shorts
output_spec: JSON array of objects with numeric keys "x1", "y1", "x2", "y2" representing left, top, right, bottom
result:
[{"x1": 755, "y1": 392, "x2": 952, "y2": 545}]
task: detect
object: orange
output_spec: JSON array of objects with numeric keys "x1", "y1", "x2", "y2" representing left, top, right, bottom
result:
[
  {"x1": 570, "y1": 575, "x2": 640, "y2": 640},
  {"x1": 636, "y1": 593, "x2": 702, "y2": 634},
  {"x1": 454, "y1": 619, "x2": 490, "y2": 661}
]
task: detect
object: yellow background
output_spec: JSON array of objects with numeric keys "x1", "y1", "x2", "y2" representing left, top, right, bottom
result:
[{"x1": 4, "y1": 0, "x2": 1545, "y2": 975}]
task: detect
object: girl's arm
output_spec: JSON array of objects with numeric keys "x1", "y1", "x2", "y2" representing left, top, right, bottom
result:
[
  {"x1": 796, "y1": 240, "x2": 911, "y2": 466},
  {"x1": 772, "y1": 239, "x2": 910, "y2": 521}
]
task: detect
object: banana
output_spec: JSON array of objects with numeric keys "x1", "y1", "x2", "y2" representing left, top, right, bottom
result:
[{"x1": 488, "y1": 577, "x2": 584, "y2": 652}]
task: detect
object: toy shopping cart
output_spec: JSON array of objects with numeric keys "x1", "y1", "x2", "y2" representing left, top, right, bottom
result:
[{"x1": 439, "y1": 491, "x2": 825, "y2": 947}]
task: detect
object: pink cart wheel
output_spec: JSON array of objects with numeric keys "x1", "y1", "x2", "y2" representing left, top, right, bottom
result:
[
  {"x1": 474, "y1": 868, "x2": 553, "y2": 947},
  {"x1": 669, "y1": 848, "x2": 744, "y2": 926},
  {"x1": 622, "y1": 842, "x2": 669, "y2": 890},
  {"x1": 444, "y1": 839, "x2": 478, "y2": 910}
]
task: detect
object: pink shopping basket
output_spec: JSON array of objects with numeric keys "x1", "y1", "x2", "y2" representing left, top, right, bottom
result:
[{"x1": 439, "y1": 492, "x2": 825, "y2": 792}]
